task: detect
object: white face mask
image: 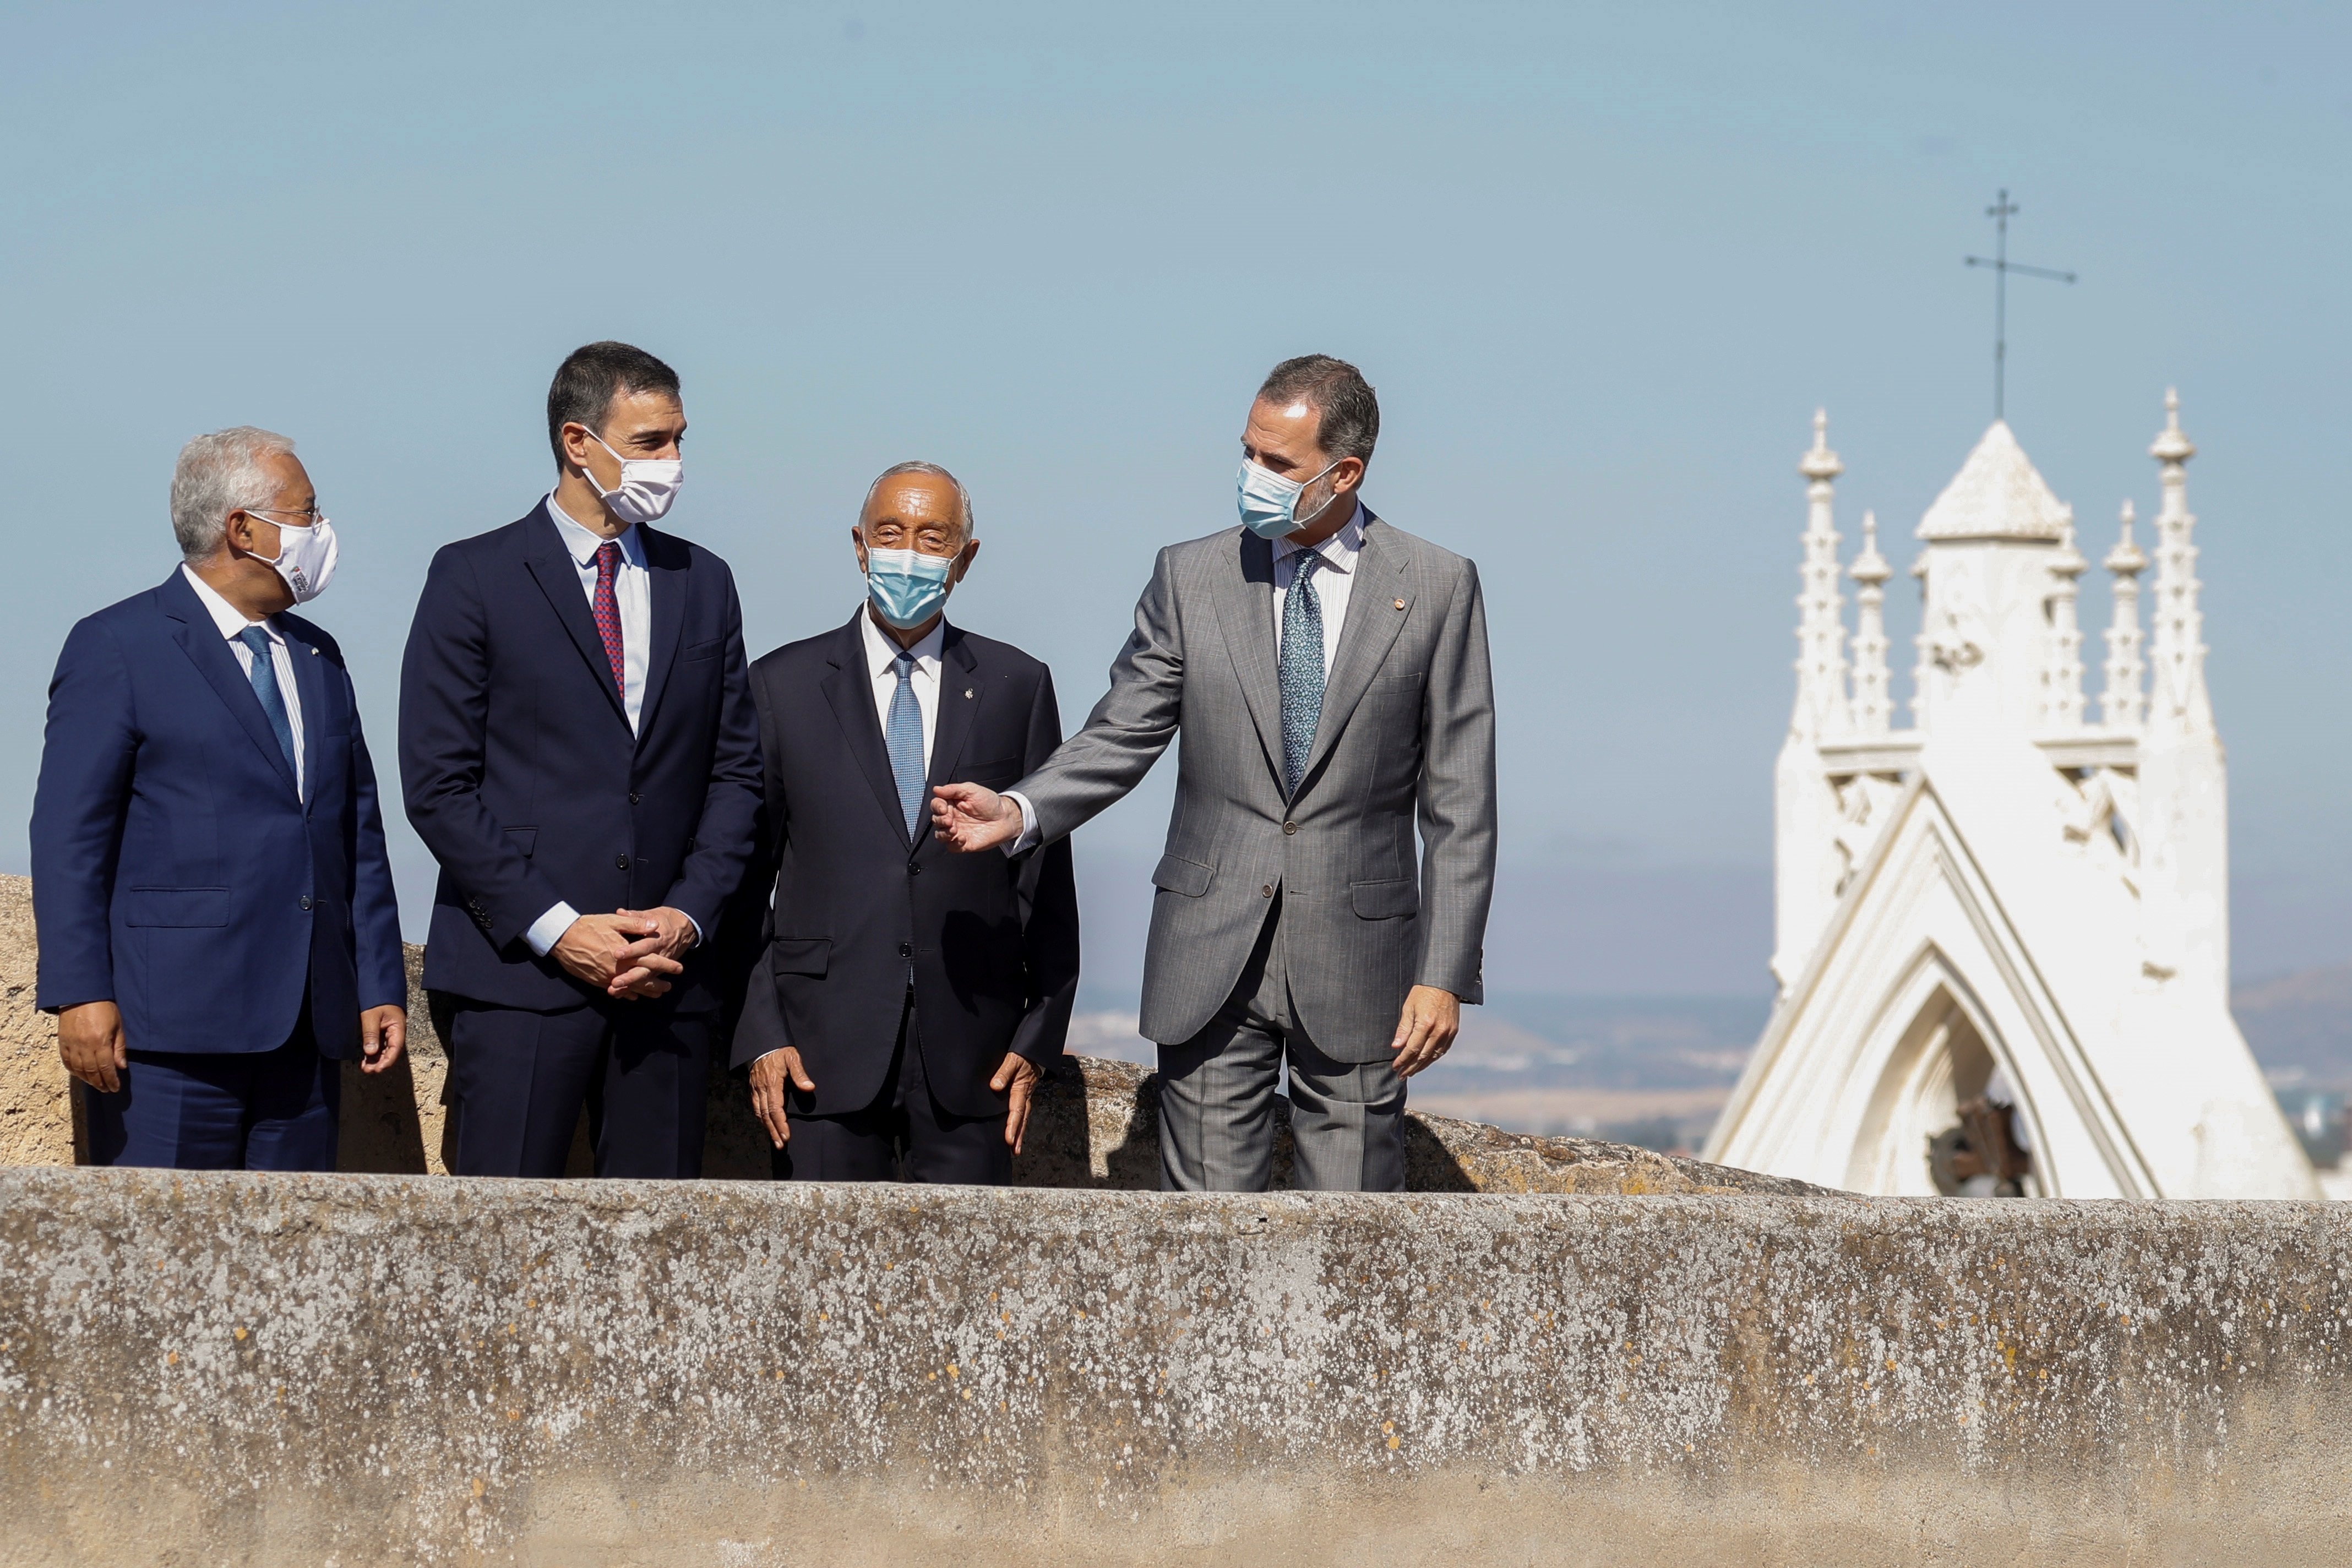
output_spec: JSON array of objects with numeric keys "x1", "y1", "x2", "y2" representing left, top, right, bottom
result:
[
  {"x1": 249, "y1": 511, "x2": 339, "y2": 603},
  {"x1": 582, "y1": 429, "x2": 683, "y2": 525}
]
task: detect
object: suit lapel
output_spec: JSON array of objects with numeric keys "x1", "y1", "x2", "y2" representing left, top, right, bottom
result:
[
  {"x1": 159, "y1": 573, "x2": 300, "y2": 798},
  {"x1": 632, "y1": 527, "x2": 689, "y2": 742},
  {"x1": 1211, "y1": 530, "x2": 1286, "y2": 787},
  {"x1": 521, "y1": 507, "x2": 630, "y2": 729},
  {"x1": 819, "y1": 614, "x2": 915, "y2": 848},
  {"x1": 927, "y1": 628, "x2": 981, "y2": 792},
  {"x1": 285, "y1": 622, "x2": 330, "y2": 812},
  {"x1": 1298, "y1": 514, "x2": 1412, "y2": 790}
]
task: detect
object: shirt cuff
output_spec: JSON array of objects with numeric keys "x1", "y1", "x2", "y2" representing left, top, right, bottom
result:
[
  {"x1": 525, "y1": 902, "x2": 581, "y2": 957},
  {"x1": 682, "y1": 912, "x2": 703, "y2": 948},
  {"x1": 1003, "y1": 790, "x2": 1042, "y2": 856}
]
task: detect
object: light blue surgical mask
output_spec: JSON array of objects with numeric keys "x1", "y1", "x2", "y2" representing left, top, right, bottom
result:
[
  {"x1": 1237, "y1": 457, "x2": 1343, "y2": 541},
  {"x1": 865, "y1": 546, "x2": 956, "y2": 629}
]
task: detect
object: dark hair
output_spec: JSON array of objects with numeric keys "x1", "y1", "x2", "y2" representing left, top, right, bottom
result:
[
  {"x1": 1256, "y1": 354, "x2": 1380, "y2": 466},
  {"x1": 546, "y1": 341, "x2": 682, "y2": 464}
]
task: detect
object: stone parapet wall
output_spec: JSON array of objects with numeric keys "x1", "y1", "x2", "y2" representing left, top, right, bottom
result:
[{"x1": 4, "y1": 1169, "x2": 2349, "y2": 1564}]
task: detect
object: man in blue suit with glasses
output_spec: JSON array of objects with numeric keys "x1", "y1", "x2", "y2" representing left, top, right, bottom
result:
[{"x1": 32, "y1": 426, "x2": 406, "y2": 1169}]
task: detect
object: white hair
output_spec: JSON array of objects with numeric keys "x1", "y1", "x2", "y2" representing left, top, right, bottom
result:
[
  {"x1": 862, "y1": 460, "x2": 975, "y2": 537},
  {"x1": 170, "y1": 426, "x2": 296, "y2": 563}
]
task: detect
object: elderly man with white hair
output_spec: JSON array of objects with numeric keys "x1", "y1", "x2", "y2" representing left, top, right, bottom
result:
[{"x1": 30, "y1": 427, "x2": 405, "y2": 1169}]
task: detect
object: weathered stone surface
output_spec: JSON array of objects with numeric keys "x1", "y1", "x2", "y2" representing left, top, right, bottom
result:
[
  {"x1": 3, "y1": 1168, "x2": 2348, "y2": 1564},
  {"x1": 0, "y1": 877, "x2": 74, "y2": 1167},
  {"x1": 3, "y1": 872, "x2": 1808, "y2": 1195}
]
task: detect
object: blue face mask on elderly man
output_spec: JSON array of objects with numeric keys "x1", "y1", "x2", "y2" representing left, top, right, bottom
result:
[
  {"x1": 865, "y1": 546, "x2": 957, "y2": 629},
  {"x1": 1236, "y1": 457, "x2": 1346, "y2": 541}
]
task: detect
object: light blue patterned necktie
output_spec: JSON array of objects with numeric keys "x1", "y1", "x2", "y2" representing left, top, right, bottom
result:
[
  {"x1": 238, "y1": 625, "x2": 298, "y2": 791},
  {"x1": 885, "y1": 650, "x2": 925, "y2": 837},
  {"x1": 1279, "y1": 549, "x2": 1326, "y2": 797}
]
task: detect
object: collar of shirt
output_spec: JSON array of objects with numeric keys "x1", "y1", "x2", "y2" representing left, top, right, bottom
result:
[
  {"x1": 1271, "y1": 502, "x2": 1367, "y2": 578},
  {"x1": 179, "y1": 564, "x2": 284, "y2": 646},
  {"x1": 858, "y1": 605, "x2": 948, "y2": 680},
  {"x1": 544, "y1": 493, "x2": 646, "y2": 571}
]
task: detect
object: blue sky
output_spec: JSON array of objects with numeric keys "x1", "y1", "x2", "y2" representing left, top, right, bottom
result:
[{"x1": 4, "y1": 1, "x2": 2345, "y2": 995}]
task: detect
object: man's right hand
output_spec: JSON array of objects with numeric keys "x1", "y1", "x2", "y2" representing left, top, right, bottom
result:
[
  {"x1": 930, "y1": 782, "x2": 1022, "y2": 853},
  {"x1": 57, "y1": 1000, "x2": 127, "y2": 1093},
  {"x1": 551, "y1": 913, "x2": 682, "y2": 998},
  {"x1": 748, "y1": 1047, "x2": 816, "y2": 1150}
]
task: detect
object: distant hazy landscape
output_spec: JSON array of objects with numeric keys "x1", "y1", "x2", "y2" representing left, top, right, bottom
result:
[{"x1": 1063, "y1": 850, "x2": 2352, "y2": 1158}]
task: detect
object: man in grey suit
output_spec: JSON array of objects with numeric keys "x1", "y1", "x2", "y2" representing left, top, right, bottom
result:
[{"x1": 930, "y1": 355, "x2": 1496, "y2": 1191}]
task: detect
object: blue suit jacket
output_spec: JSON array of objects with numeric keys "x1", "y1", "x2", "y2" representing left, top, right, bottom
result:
[
  {"x1": 30, "y1": 569, "x2": 406, "y2": 1057},
  {"x1": 398, "y1": 504, "x2": 763, "y2": 1014}
]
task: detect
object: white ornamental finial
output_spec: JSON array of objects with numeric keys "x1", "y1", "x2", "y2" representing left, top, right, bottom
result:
[
  {"x1": 1848, "y1": 510, "x2": 1893, "y2": 736},
  {"x1": 1790, "y1": 409, "x2": 1851, "y2": 739},
  {"x1": 2043, "y1": 505, "x2": 2088, "y2": 730},
  {"x1": 2146, "y1": 387, "x2": 2213, "y2": 736},
  {"x1": 2101, "y1": 499, "x2": 2147, "y2": 731}
]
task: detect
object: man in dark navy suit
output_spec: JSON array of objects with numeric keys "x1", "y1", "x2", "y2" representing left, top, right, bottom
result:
[
  {"x1": 731, "y1": 462, "x2": 1078, "y2": 1183},
  {"x1": 400, "y1": 341, "x2": 761, "y2": 1179},
  {"x1": 32, "y1": 427, "x2": 406, "y2": 1169}
]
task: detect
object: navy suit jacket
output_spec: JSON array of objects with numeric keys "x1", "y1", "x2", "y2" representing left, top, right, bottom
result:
[
  {"x1": 30, "y1": 569, "x2": 405, "y2": 1057},
  {"x1": 399, "y1": 504, "x2": 763, "y2": 1014},
  {"x1": 725, "y1": 614, "x2": 1079, "y2": 1118}
]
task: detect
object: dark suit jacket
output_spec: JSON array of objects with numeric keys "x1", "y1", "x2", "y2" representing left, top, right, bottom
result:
[
  {"x1": 30, "y1": 569, "x2": 405, "y2": 1057},
  {"x1": 399, "y1": 503, "x2": 763, "y2": 1014},
  {"x1": 726, "y1": 613, "x2": 1079, "y2": 1119}
]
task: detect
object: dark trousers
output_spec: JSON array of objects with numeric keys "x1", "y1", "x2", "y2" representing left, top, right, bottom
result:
[
  {"x1": 1158, "y1": 899, "x2": 1407, "y2": 1193},
  {"x1": 445, "y1": 1001, "x2": 711, "y2": 1179},
  {"x1": 86, "y1": 1012, "x2": 340, "y2": 1172},
  {"x1": 777, "y1": 989, "x2": 1011, "y2": 1185}
]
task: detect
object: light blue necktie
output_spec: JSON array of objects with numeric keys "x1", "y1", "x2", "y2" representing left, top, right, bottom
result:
[
  {"x1": 885, "y1": 651, "x2": 925, "y2": 838},
  {"x1": 238, "y1": 625, "x2": 298, "y2": 790},
  {"x1": 1279, "y1": 551, "x2": 1326, "y2": 797}
]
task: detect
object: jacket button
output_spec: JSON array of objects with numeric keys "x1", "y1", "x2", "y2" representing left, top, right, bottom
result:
[
  {"x1": 907, "y1": 862, "x2": 922, "y2": 876},
  {"x1": 616, "y1": 854, "x2": 631, "y2": 870},
  {"x1": 1283, "y1": 820, "x2": 1298, "y2": 835},
  {"x1": 628, "y1": 792, "x2": 641, "y2": 805},
  {"x1": 898, "y1": 941, "x2": 912, "y2": 957},
  {"x1": 1261, "y1": 884, "x2": 1275, "y2": 898},
  {"x1": 299, "y1": 894, "x2": 313, "y2": 911}
]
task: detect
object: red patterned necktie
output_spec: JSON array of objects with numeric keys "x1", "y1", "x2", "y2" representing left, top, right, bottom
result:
[{"x1": 591, "y1": 541, "x2": 626, "y2": 701}]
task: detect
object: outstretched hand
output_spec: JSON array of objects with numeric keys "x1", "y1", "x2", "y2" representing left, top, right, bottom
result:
[{"x1": 930, "y1": 782, "x2": 1023, "y2": 853}]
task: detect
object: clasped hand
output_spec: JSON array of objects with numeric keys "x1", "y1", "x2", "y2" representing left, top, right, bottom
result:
[{"x1": 552, "y1": 907, "x2": 698, "y2": 999}]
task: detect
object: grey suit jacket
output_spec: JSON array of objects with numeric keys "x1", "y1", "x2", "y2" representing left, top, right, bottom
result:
[{"x1": 1016, "y1": 513, "x2": 1496, "y2": 1059}]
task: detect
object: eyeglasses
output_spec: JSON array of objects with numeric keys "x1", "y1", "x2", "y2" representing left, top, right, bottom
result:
[{"x1": 246, "y1": 505, "x2": 327, "y2": 527}]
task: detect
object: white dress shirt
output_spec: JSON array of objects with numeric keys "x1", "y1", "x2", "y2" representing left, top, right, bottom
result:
[
  {"x1": 182, "y1": 564, "x2": 306, "y2": 801},
  {"x1": 1271, "y1": 502, "x2": 1365, "y2": 679},
  {"x1": 545, "y1": 493, "x2": 651, "y2": 731},
  {"x1": 1002, "y1": 504, "x2": 1369, "y2": 853},
  {"x1": 860, "y1": 606, "x2": 947, "y2": 775},
  {"x1": 524, "y1": 493, "x2": 667, "y2": 959}
]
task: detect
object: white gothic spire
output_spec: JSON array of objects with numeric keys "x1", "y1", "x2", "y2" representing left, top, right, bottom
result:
[
  {"x1": 1791, "y1": 409, "x2": 1851, "y2": 739},
  {"x1": 1848, "y1": 510, "x2": 1893, "y2": 736},
  {"x1": 2043, "y1": 505, "x2": 2088, "y2": 731},
  {"x1": 2146, "y1": 389, "x2": 2213, "y2": 737},
  {"x1": 2101, "y1": 499, "x2": 2147, "y2": 731}
]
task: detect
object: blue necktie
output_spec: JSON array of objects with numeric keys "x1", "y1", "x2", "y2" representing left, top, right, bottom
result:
[
  {"x1": 1280, "y1": 551, "x2": 1326, "y2": 797},
  {"x1": 885, "y1": 651, "x2": 925, "y2": 838},
  {"x1": 238, "y1": 626, "x2": 298, "y2": 790}
]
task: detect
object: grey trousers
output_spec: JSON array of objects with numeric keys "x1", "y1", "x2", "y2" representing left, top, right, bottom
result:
[{"x1": 1156, "y1": 900, "x2": 1407, "y2": 1193}]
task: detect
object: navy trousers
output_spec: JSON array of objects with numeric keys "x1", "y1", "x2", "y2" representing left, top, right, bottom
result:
[
  {"x1": 777, "y1": 989, "x2": 1011, "y2": 1185},
  {"x1": 85, "y1": 1014, "x2": 340, "y2": 1172},
  {"x1": 444, "y1": 1000, "x2": 711, "y2": 1179}
]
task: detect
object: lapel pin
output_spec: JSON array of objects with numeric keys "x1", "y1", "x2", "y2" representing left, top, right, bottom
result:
[
  {"x1": 1393, "y1": 598, "x2": 1406, "y2": 611},
  {"x1": 965, "y1": 687, "x2": 975, "y2": 699}
]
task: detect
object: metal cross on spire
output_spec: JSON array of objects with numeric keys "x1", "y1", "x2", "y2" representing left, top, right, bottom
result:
[{"x1": 1964, "y1": 189, "x2": 2076, "y2": 420}]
